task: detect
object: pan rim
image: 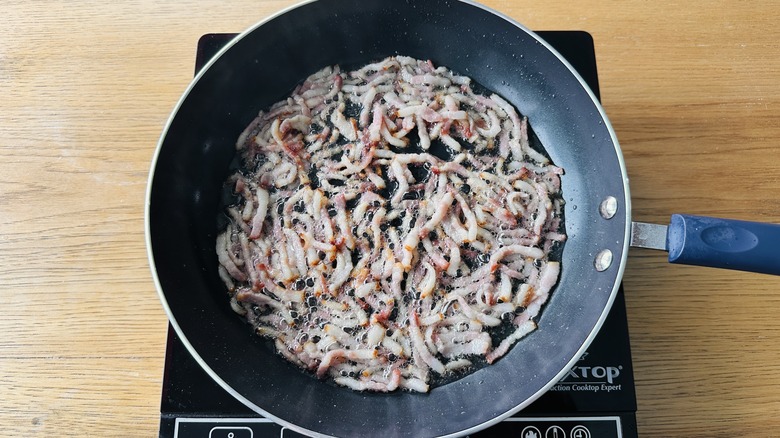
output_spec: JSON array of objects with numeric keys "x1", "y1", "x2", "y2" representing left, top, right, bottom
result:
[{"x1": 144, "y1": 0, "x2": 633, "y2": 436}]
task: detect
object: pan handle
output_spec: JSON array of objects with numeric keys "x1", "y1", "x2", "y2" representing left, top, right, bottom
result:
[{"x1": 631, "y1": 214, "x2": 780, "y2": 275}]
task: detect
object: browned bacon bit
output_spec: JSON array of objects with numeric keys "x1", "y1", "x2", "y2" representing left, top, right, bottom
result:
[{"x1": 217, "y1": 56, "x2": 566, "y2": 393}]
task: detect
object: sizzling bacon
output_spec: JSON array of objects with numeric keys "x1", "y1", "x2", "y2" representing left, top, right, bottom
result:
[{"x1": 216, "y1": 56, "x2": 566, "y2": 393}]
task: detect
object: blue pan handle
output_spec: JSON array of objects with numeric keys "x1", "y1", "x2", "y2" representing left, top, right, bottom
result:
[{"x1": 666, "y1": 214, "x2": 780, "y2": 275}]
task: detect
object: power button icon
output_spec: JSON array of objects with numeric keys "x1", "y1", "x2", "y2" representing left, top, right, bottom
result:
[{"x1": 571, "y1": 425, "x2": 591, "y2": 438}]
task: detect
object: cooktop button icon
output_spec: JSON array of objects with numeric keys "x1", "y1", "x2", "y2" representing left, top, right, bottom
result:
[
  {"x1": 521, "y1": 425, "x2": 542, "y2": 438},
  {"x1": 571, "y1": 425, "x2": 591, "y2": 438},
  {"x1": 545, "y1": 425, "x2": 566, "y2": 438},
  {"x1": 208, "y1": 427, "x2": 253, "y2": 438}
]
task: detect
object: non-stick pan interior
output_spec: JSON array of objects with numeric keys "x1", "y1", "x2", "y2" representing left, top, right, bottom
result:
[{"x1": 147, "y1": 0, "x2": 629, "y2": 436}]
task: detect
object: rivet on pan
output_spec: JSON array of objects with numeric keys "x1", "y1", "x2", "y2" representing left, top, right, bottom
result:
[
  {"x1": 599, "y1": 196, "x2": 618, "y2": 219},
  {"x1": 594, "y1": 249, "x2": 613, "y2": 272}
]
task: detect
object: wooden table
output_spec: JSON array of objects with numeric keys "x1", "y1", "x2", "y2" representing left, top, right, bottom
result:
[{"x1": 2, "y1": 1, "x2": 779, "y2": 436}]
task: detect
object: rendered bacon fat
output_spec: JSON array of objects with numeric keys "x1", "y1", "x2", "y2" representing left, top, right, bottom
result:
[{"x1": 217, "y1": 56, "x2": 566, "y2": 393}]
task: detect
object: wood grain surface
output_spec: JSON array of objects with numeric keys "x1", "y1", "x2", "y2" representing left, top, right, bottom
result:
[{"x1": 1, "y1": 1, "x2": 779, "y2": 436}]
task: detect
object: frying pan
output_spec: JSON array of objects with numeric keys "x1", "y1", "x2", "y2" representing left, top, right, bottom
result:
[{"x1": 145, "y1": 0, "x2": 780, "y2": 436}]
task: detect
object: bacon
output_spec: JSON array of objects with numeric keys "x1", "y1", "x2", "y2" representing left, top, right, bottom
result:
[
  {"x1": 334, "y1": 367, "x2": 401, "y2": 392},
  {"x1": 282, "y1": 228, "x2": 307, "y2": 278},
  {"x1": 235, "y1": 287, "x2": 282, "y2": 311},
  {"x1": 367, "y1": 102, "x2": 383, "y2": 142},
  {"x1": 436, "y1": 330, "x2": 491, "y2": 358},
  {"x1": 476, "y1": 109, "x2": 501, "y2": 138},
  {"x1": 218, "y1": 56, "x2": 565, "y2": 394},
  {"x1": 316, "y1": 348, "x2": 378, "y2": 378},
  {"x1": 216, "y1": 231, "x2": 247, "y2": 282},
  {"x1": 279, "y1": 114, "x2": 312, "y2": 134},
  {"x1": 409, "y1": 312, "x2": 445, "y2": 374},
  {"x1": 417, "y1": 261, "x2": 437, "y2": 298},
  {"x1": 327, "y1": 74, "x2": 342, "y2": 97},
  {"x1": 248, "y1": 187, "x2": 269, "y2": 239},
  {"x1": 410, "y1": 73, "x2": 451, "y2": 87},
  {"x1": 421, "y1": 238, "x2": 449, "y2": 271},
  {"x1": 359, "y1": 86, "x2": 378, "y2": 127},
  {"x1": 330, "y1": 102, "x2": 357, "y2": 141},
  {"x1": 415, "y1": 113, "x2": 431, "y2": 150}
]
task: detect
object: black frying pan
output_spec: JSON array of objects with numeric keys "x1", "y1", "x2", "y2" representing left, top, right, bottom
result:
[{"x1": 145, "y1": 0, "x2": 779, "y2": 436}]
